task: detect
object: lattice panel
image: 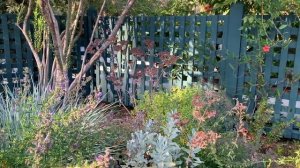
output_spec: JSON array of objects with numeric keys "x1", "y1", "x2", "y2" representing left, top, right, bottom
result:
[
  {"x1": 236, "y1": 16, "x2": 300, "y2": 139},
  {"x1": 0, "y1": 14, "x2": 34, "y2": 92},
  {"x1": 90, "y1": 15, "x2": 230, "y2": 105}
]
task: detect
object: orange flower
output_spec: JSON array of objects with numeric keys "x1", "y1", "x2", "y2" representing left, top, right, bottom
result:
[
  {"x1": 193, "y1": 110, "x2": 205, "y2": 123},
  {"x1": 232, "y1": 101, "x2": 247, "y2": 114},
  {"x1": 190, "y1": 131, "x2": 221, "y2": 149}
]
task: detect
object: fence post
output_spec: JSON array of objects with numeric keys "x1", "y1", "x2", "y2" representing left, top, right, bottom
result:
[{"x1": 224, "y1": 3, "x2": 244, "y2": 98}]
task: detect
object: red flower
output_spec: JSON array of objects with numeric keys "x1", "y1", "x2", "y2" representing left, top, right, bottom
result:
[{"x1": 262, "y1": 45, "x2": 270, "y2": 53}]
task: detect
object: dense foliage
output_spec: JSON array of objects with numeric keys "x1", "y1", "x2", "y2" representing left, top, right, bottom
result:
[{"x1": 0, "y1": 0, "x2": 300, "y2": 167}]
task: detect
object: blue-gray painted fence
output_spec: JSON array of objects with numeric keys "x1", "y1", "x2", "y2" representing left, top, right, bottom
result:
[{"x1": 0, "y1": 4, "x2": 300, "y2": 139}]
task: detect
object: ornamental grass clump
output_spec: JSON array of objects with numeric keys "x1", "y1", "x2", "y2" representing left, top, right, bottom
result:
[{"x1": 0, "y1": 83, "x2": 130, "y2": 167}]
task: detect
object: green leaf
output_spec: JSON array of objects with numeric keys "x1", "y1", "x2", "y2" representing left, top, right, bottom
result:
[
  {"x1": 248, "y1": 17, "x2": 254, "y2": 23},
  {"x1": 279, "y1": 24, "x2": 287, "y2": 29}
]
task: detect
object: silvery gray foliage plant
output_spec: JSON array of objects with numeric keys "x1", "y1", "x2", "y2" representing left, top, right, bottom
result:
[{"x1": 126, "y1": 111, "x2": 203, "y2": 168}]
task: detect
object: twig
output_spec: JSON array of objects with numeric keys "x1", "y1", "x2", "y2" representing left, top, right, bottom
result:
[
  {"x1": 63, "y1": 0, "x2": 72, "y2": 56},
  {"x1": 66, "y1": 0, "x2": 85, "y2": 61}
]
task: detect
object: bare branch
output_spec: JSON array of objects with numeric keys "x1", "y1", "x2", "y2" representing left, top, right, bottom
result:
[
  {"x1": 68, "y1": 0, "x2": 135, "y2": 92},
  {"x1": 66, "y1": 0, "x2": 85, "y2": 61},
  {"x1": 88, "y1": 0, "x2": 107, "y2": 47},
  {"x1": 42, "y1": 30, "x2": 50, "y2": 87},
  {"x1": 17, "y1": 0, "x2": 42, "y2": 67},
  {"x1": 23, "y1": 0, "x2": 33, "y2": 33},
  {"x1": 63, "y1": 0, "x2": 72, "y2": 56},
  {"x1": 78, "y1": 0, "x2": 107, "y2": 80},
  {"x1": 16, "y1": 24, "x2": 42, "y2": 67}
]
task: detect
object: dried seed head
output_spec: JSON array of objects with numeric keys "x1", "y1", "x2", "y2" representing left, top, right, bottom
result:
[{"x1": 131, "y1": 47, "x2": 145, "y2": 58}]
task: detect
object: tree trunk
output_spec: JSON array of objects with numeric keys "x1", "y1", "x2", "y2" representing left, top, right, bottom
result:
[{"x1": 53, "y1": 66, "x2": 69, "y2": 91}]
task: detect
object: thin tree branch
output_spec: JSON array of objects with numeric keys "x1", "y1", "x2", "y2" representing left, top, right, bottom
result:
[
  {"x1": 40, "y1": 0, "x2": 64, "y2": 71},
  {"x1": 78, "y1": 0, "x2": 107, "y2": 83},
  {"x1": 17, "y1": 0, "x2": 42, "y2": 67},
  {"x1": 16, "y1": 25, "x2": 42, "y2": 67},
  {"x1": 72, "y1": 0, "x2": 106, "y2": 98},
  {"x1": 23, "y1": 0, "x2": 33, "y2": 33},
  {"x1": 43, "y1": 30, "x2": 50, "y2": 87},
  {"x1": 63, "y1": 0, "x2": 72, "y2": 56},
  {"x1": 73, "y1": 17, "x2": 84, "y2": 42},
  {"x1": 66, "y1": 0, "x2": 85, "y2": 61}
]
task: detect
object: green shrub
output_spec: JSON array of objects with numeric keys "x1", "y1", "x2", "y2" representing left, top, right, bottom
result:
[
  {"x1": 134, "y1": 87, "x2": 235, "y2": 143},
  {"x1": 277, "y1": 146, "x2": 300, "y2": 167},
  {"x1": 134, "y1": 87, "x2": 199, "y2": 123}
]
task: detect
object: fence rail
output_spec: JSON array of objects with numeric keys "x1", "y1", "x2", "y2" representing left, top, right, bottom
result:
[{"x1": 1, "y1": 4, "x2": 300, "y2": 139}]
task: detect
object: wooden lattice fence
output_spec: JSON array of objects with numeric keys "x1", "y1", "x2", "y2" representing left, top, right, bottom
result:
[{"x1": 1, "y1": 4, "x2": 300, "y2": 138}]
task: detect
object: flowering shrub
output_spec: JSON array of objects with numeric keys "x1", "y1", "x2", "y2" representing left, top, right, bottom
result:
[
  {"x1": 135, "y1": 87, "x2": 235, "y2": 145},
  {"x1": 190, "y1": 131, "x2": 221, "y2": 149},
  {"x1": 0, "y1": 82, "x2": 296, "y2": 167}
]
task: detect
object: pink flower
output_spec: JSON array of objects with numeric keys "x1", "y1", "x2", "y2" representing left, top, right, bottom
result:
[
  {"x1": 193, "y1": 110, "x2": 206, "y2": 123},
  {"x1": 262, "y1": 45, "x2": 270, "y2": 53}
]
